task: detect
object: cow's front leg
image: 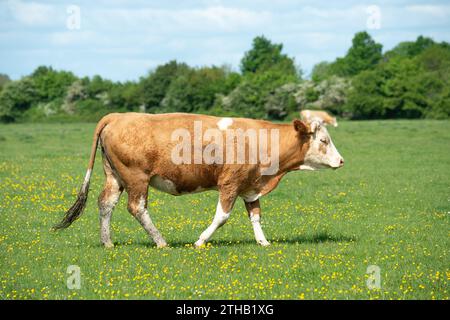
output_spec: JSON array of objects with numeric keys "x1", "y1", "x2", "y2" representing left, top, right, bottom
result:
[
  {"x1": 194, "y1": 193, "x2": 236, "y2": 248},
  {"x1": 244, "y1": 199, "x2": 270, "y2": 246}
]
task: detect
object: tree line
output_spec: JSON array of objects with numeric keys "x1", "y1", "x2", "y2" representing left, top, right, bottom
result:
[{"x1": 1, "y1": 31, "x2": 449, "y2": 123}]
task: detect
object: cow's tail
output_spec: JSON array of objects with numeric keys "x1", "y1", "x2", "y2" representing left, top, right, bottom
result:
[{"x1": 53, "y1": 115, "x2": 111, "y2": 230}]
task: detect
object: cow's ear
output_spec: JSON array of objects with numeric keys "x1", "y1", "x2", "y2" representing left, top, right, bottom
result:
[{"x1": 293, "y1": 119, "x2": 308, "y2": 134}]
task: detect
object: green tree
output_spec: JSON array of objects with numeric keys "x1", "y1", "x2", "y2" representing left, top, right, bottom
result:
[
  {"x1": 311, "y1": 61, "x2": 333, "y2": 82},
  {"x1": 218, "y1": 36, "x2": 300, "y2": 119},
  {"x1": 264, "y1": 83, "x2": 297, "y2": 120},
  {"x1": 0, "y1": 78, "x2": 36, "y2": 122},
  {"x1": 30, "y1": 66, "x2": 77, "y2": 101},
  {"x1": 219, "y1": 66, "x2": 299, "y2": 119},
  {"x1": 417, "y1": 45, "x2": 450, "y2": 118},
  {"x1": 84, "y1": 75, "x2": 113, "y2": 98},
  {"x1": 240, "y1": 36, "x2": 298, "y2": 78},
  {"x1": 162, "y1": 66, "x2": 237, "y2": 113},
  {"x1": 385, "y1": 36, "x2": 436, "y2": 59},
  {"x1": 117, "y1": 82, "x2": 142, "y2": 111},
  {"x1": 139, "y1": 60, "x2": 190, "y2": 111},
  {"x1": 346, "y1": 44, "x2": 450, "y2": 119},
  {"x1": 332, "y1": 31, "x2": 382, "y2": 77},
  {"x1": 0, "y1": 73, "x2": 11, "y2": 92}
]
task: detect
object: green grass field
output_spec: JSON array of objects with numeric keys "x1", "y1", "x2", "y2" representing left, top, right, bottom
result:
[{"x1": 0, "y1": 120, "x2": 449, "y2": 300}]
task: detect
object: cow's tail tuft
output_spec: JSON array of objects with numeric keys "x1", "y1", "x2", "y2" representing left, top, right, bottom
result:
[
  {"x1": 52, "y1": 170, "x2": 92, "y2": 230},
  {"x1": 53, "y1": 115, "x2": 111, "y2": 231}
]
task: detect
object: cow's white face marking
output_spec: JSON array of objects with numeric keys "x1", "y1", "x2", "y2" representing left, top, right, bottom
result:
[
  {"x1": 217, "y1": 117, "x2": 233, "y2": 130},
  {"x1": 300, "y1": 121, "x2": 344, "y2": 170}
]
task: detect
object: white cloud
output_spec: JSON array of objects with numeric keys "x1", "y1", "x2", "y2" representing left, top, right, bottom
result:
[
  {"x1": 49, "y1": 31, "x2": 95, "y2": 46},
  {"x1": 89, "y1": 6, "x2": 272, "y2": 33},
  {"x1": 406, "y1": 5, "x2": 450, "y2": 19},
  {"x1": 7, "y1": 0, "x2": 58, "y2": 26},
  {"x1": 196, "y1": 6, "x2": 271, "y2": 30}
]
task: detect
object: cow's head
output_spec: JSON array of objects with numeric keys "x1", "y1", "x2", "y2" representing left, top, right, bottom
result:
[{"x1": 293, "y1": 119, "x2": 344, "y2": 170}]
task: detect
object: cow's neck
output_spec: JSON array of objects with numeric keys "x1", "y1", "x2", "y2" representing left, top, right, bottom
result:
[{"x1": 276, "y1": 125, "x2": 308, "y2": 174}]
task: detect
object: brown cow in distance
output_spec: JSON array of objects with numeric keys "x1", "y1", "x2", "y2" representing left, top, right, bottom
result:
[
  {"x1": 54, "y1": 113, "x2": 344, "y2": 248},
  {"x1": 300, "y1": 110, "x2": 338, "y2": 127}
]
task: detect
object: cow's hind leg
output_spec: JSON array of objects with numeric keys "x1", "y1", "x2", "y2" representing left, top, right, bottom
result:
[
  {"x1": 194, "y1": 191, "x2": 237, "y2": 248},
  {"x1": 98, "y1": 172, "x2": 123, "y2": 248},
  {"x1": 98, "y1": 151, "x2": 123, "y2": 248},
  {"x1": 127, "y1": 182, "x2": 167, "y2": 248},
  {"x1": 244, "y1": 199, "x2": 270, "y2": 246}
]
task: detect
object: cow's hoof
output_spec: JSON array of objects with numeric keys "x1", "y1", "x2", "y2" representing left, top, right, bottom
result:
[
  {"x1": 258, "y1": 240, "x2": 271, "y2": 247},
  {"x1": 156, "y1": 242, "x2": 168, "y2": 248},
  {"x1": 103, "y1": 241, "x2": 114, "y2": 249},
  {"x1": 194, "y1": 240, "x2": 205, "y2": 248}
]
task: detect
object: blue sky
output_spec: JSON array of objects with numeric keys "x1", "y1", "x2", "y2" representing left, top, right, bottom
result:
[{"x1": 1, "y1": 0, "x2": 450, "y2": 81}]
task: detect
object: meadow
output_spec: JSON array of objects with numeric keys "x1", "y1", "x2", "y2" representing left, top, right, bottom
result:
[{"x1": 0, "y1": 119, "x2": 448, "y2": 300}]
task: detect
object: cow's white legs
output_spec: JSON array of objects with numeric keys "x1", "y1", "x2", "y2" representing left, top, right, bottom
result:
[
  {"x1": 136, "y1": 210, "x2": 167, "y2": 248},
  {"x1": 244, "y1": 199, "x2": 270, "y2": 246},
  {"x1": 195, "y1": 198, "x2": 232, "y2": 247},
  {"x1": 98, "y1": 174, "x2": 122, "y2": 248},
  {"x1": 99, "y1": 197, "x2": 118, "y2": 248},
  {"x1": 250, "y1": 214, "x2": 270, "y2": 246},
  {"x1": 131, "y1": 196, "x2": 168, "y2": 248}
]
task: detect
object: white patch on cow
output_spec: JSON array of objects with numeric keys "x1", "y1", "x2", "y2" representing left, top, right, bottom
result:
[
  {"x1": 83, "y1": 169, "x2": 91, "y2": 184},
  {"x1": 84, "y1": 169, "x2": 92, "y2": 183},
  {"x1": 81, "y1": 169, "x2": 92, "y2": 191},
  {"x1": 217, "y1": 117, "x2": 233, "y2": 130},
  {"x1": 138, "y1": 196, "x2": 146, "y2": 213},
  {"x1": 149, "y1": 175, "x2": 179, "y2": 195},
  {"x1": 195, "y1": 199, "x2": 230, "y2": 247},
  {"x1": 99, "y1": 199, "x2": 114, "y2": 247},
  {"x1": 299, "y1": 164, "x2": 315, "y2": 171},
  {"x1": 250, "y1": 213, "x2": 270, "y2": 246},
  {"x1": 103, "y1": 189, "x2": 120, "y2": 209},
  {"x1": 140, "y1": 210, "x2": 152, "y2": 226}
]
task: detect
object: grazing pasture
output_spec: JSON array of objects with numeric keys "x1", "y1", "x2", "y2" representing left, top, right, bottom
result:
[{"x1": 0, "y1": 120, "x2": 448, "y2": 299}]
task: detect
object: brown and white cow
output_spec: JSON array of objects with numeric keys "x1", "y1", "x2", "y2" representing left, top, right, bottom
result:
[
  {"x1": 300, "y1": 110, "x2": 338, "y2": 127},
  {"x1": 54, "y1": 113, "x2": 344, "y2": 248}
]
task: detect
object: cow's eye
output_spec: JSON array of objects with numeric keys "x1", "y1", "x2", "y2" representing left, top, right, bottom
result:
[{"x1": 320, "y1": 138, "x2": 328, "y2": 145}]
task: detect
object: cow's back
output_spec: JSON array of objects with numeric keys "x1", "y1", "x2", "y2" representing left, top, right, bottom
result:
[{"x1": 98, "y1": 113, "x2": 277, "y2": 194}]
